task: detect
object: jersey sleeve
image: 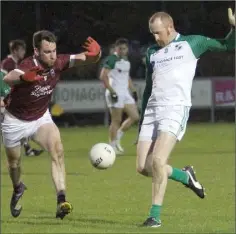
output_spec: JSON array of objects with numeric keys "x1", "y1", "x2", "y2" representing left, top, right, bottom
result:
[
  {"x1": 57, "y1": 54, "x2": 71, "y2": 71},
  {"x1": 187, "y1": 28, "x2": 235, "y2": 58},
  {"x1": 16, "y1": 57, "x2": 35, "y2": 73},
  {"x1": 102, "y1": 55, "x2": 118, "y2": 70},
  {"x1": 1, "y1": 58, "x2": 15, "y2": 73},
  {"x1": 0, "y1": 71, "x2": 11, "y2": 97},
  {"x1": 139, "y1": 49, "x2": 153, "y2": 131}
]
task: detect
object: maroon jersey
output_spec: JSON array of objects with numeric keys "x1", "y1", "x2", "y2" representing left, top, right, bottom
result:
[
  {"x1": 1, "y1": 55, "x2": 18, "y2": 73},
  {"x1": 5, "y1": 54, "x2": 71, "y2": 121}
]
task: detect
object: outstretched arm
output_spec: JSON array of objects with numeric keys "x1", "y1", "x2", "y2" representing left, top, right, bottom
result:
[
  {"x1": 70, "y1": 37, "x2": 101, "y2": 67},
  {"x1": 189, "y1": 8, "x2": 235, "y2": 58}
]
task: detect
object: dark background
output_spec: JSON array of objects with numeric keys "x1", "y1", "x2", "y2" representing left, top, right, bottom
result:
[
  {"x1": 1, "y1": 1, "x2": 235, "y2": 79},
  {"x1": 1, "y1": 1, "x2": 235, "y2": 124}
]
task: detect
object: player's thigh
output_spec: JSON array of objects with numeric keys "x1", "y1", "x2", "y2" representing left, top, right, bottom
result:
[
  {"x1": 32, "y1": 123, "x2": 62, "y2": 153},
  {"x1": 123, "y1": 103, "x2": 139, "y2": 121},
  {"x1": 152, "y1": 131, "x2": 177, "y2": 166},
  {"x1": 137, "y1": 119, "x2": 157, "y2": 171},
  {"x1": 136, "y1": 140, "x2": 155, "y2": 172},
  {"x1": 109, "y1": 107, "x2": 123, "y2": 123}
]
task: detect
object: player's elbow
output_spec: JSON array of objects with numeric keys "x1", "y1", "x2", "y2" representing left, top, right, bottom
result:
[
  {"x1": 3, "y1": 71, "x2": 22, "y2": 86},
  {"x1": 3, "y1": 74, "x2": 13, "y2": 85}
]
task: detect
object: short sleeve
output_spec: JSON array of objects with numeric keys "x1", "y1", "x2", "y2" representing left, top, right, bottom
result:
[
  {"x1": 16, "y1": 57, "x2": 35, "y2": 73},
  {"x1": 57, "y1": 54, "x2": 71, "y2": 71},
  {"x1": 102, "y1": 55, "x2": 118, "y2": 70}
]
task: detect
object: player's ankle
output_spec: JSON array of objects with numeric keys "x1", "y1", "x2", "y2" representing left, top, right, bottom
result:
[
  {"x1": 149, "y1": 204, "x2": 161, "y2": 220},
  {"x1": 13, "y1": 182, "x2": 22, "y2": 193},
  {"x1": 57, "y1": 190, "x2": 66, "y2": 204}
]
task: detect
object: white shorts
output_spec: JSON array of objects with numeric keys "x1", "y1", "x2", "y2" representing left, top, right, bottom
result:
[
  {"x1": 139, "y1": 105, "x2": 190, "y2": 142},
  {"x1": 1, "y1": 109, "x2": 53, "y2": 148},
  {"x1": 105, "y1": 90, "x2": 135, "y2": 108}
]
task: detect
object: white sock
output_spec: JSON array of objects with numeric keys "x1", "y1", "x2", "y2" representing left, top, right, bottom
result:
[
  {"x1": 116, "y1": 129, "x2": 124, "y2": 141},
  {"x1": 110, "y1": 140, "x2": 116, "y2": 147}
]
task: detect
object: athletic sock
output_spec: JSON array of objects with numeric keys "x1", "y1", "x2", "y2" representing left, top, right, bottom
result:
[
  {"x1": 116, "y1": 129, "x2": 124, "y2": 140},
  {"x1": 110, "y1": 140, "x2": 116, "y2": 148},
  {"x1": 57, "y1": 191, "x2": 66, "y2": 204},
  {"x1": 14, "y1": 182, "x2": 22, "y2": 193},
  {"x1": 23, "y1": 142, "x2": 31, "y2": 152},
  {"x1": 149, "y1": 204, "x2": 162, "y2": 221},
  {"x1": 168, "y1": 168, "x2": 189, "y2": 185}
]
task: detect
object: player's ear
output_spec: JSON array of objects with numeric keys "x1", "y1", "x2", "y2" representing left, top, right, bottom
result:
[{"x1": 34, "y1": 47, "x2": 39, "y2": 56}]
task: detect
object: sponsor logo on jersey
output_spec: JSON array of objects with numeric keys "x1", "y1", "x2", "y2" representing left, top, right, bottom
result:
[
  {"x1": 175, "y1": 44, "x2": 183, "y2": 51},
  {"x1": 31, "y1": 85, "x2": 53, "y2": 97}
]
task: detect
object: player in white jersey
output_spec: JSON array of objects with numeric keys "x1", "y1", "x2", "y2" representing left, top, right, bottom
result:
[
  {"x1": 100, "y1": 38, "x2": 139, "y2": 154},
  {"x1": 137, "y1": 10, "x2": 235, "y2": 227}
]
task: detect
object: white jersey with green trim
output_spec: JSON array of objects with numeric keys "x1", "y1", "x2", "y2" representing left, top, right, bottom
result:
[
  {"x1": 102, "y1": 53, "x2": 130, "y2": 94},
  {"x1": 148, "y1": 33, "x2": 197, "y2": 107},
  {"x1": 140, "y1": 28, "x2": 235, "y2": 123}
]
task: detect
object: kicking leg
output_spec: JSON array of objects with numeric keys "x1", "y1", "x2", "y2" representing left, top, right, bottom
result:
[
  {"x1": 115, "y1": 104, "x2": 139, "y2": 152},
  {"x1": 33, "y1": 123, "x2": 72, "y2": 219}
]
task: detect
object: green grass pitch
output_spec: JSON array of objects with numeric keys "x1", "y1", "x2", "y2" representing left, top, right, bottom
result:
[{"x1": 1, "y1": 123, "x2": 235, "y2": 233}]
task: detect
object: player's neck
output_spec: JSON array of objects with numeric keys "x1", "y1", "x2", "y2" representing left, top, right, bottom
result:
[
  {"x1": 114, "y1": 52, "x2": 127, "y2": 59},
  {"x1": 10, "y1": 54, "x2": 19, "y2": 63},
  {"x1": 167, "y1": 31, "x2": 178, "y2": 45}
]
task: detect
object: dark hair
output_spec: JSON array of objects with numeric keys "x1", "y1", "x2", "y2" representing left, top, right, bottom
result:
[
  {"x1": 115, "y1": 38, "x2": 129, "y2": 47},
  {"x1": 9, "y1": 40, "x2": 26, "y2": 52},
  {"x1": 33, "y1": 30, "x2": 57, "y2": 49}
]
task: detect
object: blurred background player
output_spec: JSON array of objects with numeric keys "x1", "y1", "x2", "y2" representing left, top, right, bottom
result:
[
  {"x1": 0, "y1": 70, "x2": 10, "y2": 113},
  {"x1": 1, "y1": 39, "x2": 43, "y2": 157},
  {"x1": 2, "y1": 30, "x2": 101, "y2": 219},
  {"x1": 137, "y1": 9, "x2": 235, "y2": 227},
  {"x1": 99, "y1": 38, "x2": 139, "y2": 154}
]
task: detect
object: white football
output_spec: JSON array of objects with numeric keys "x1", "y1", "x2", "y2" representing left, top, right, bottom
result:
[{"x1": 89, "y1": 143, "x2": 116, "y2": 169}]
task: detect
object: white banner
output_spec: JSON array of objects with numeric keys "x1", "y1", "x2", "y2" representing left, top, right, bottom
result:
[
  {"x1": 191, "y1": 79, "x2": 212, "y2": 107},
  {"x1": 53, "y1": 79, "x2": 212, "y2": 112}
]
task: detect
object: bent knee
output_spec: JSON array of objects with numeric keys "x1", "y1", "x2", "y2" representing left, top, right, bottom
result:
[
  {"x1": 132, "y1": 113, "x2": 139, "y2": 123},
  {"x1": 136, "y1": 165, "x2": 150, "y2": 177},
  {"x1": 50, "y1": 141, "x2": 64, "y2": 160}
]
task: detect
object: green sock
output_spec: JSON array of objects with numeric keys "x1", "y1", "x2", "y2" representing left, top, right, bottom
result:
[
  {"x1": 149, "y1": 204, "x2": 161, "y2": 220},
  {"x1": 168, "y1": 167, "x2": 189, "y2": 185}
]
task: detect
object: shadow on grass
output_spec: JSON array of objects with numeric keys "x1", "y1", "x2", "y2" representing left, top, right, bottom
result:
[
  {"x1": 2, "y1": 216, "x2": 133, "y2": 228},
  {"x1": 1, "y1": 172, "x2": 88, "y2": 176}
]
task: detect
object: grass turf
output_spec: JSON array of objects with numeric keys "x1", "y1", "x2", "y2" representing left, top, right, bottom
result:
[{"x1": 1, "y1": 123, "x2": 235, "y2": 233}]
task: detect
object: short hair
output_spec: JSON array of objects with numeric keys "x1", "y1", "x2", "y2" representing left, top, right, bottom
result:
[
  {"x1": 149, "y1": 11, "x2": 174, "y2": 25},
  {"x1": 115, "y1": 38, "x2": 129, "y2": 47},
  {"x1": 33, "y1": 30, "x2": 57, "y2": 49},
  {"x1": 9, "y1": 40, "x2": 26, "y2": 52}
]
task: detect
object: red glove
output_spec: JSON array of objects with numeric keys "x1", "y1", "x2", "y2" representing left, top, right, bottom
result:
[
  {"x1": 82, "y1": 37, "x2": 101, "y2": 57},
  {"x1": 20, "y1": 66, "x2": 44, "y2": 82}
]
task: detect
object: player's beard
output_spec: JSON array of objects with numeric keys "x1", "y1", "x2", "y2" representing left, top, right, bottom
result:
[{"x1": 38, "y1": 57, "x2": 55, "y2": 68}]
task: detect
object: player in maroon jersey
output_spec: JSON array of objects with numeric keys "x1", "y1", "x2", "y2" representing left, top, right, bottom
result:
[
  {"x1": 2, "y1": 30, "x2": 101, "y2": 219},
  {"x1": 1, "y1": 39, "x2": 44, "y2": 157}
]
